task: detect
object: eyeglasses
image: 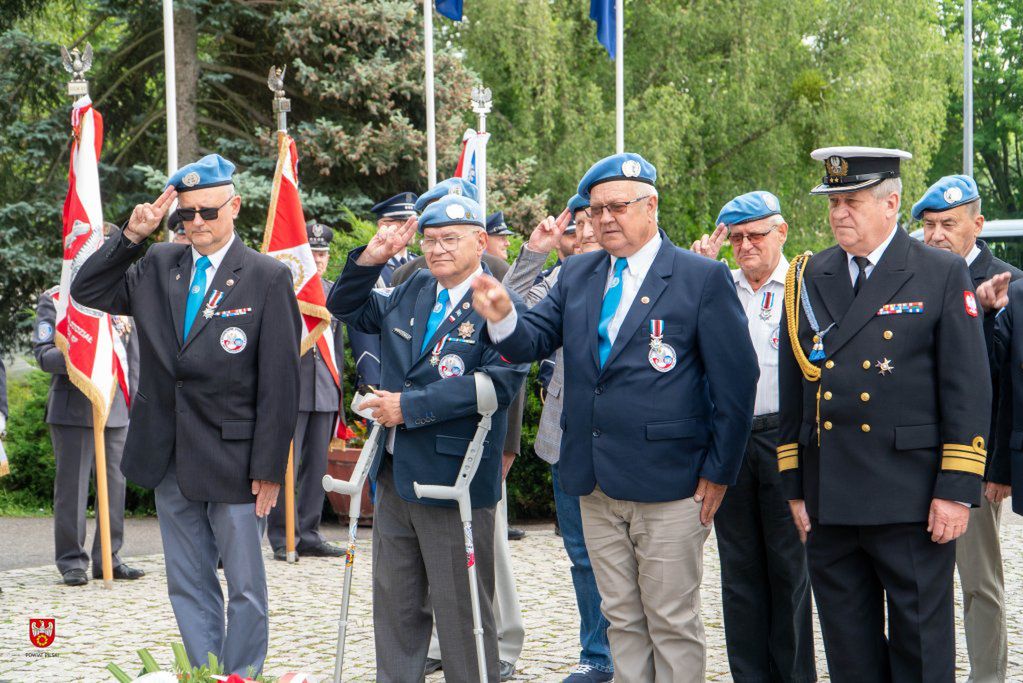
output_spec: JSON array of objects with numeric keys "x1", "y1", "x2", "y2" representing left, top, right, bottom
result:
[
  {"x1": 177, "y1": 197, "x2": 233, "y2": 222},
  {"x1": 727, "y1": 226, "x2": 778, "y2": 247},
  {"x1": 421, "y1": 235, "x2": 468, "y2": 253},
  {"x1": 587, "y1": 195, "x2": 652, "y2": 217}
]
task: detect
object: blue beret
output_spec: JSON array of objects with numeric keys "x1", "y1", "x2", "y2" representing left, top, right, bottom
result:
[
  {"x1": 567, "y1": 193, "x2": 589, "y2": 215},
  {"x1": 716, "y1": 191, "x2": 782, "y2": 227},
  {"x1": 911, "y1": 175, "x2": 980, "y2": 221},
  {"x1": 167, "y1": 154, "x2": 235, "y2": 193},
  {"x1": 414, "y1": 178, "x2": 479, "y2": 213},
  {"x1": 577, "y1": 153, "x2": 657, "y2": 198},
  {"x1": 486, "y1": 211, "x2": 513, "y2": 236},
  {"x1": 371, "y1": 192, "x2": 418, "y2": 220},
  {"x1": 418, "y1": 195, "x2": 485, "y2": 232}
]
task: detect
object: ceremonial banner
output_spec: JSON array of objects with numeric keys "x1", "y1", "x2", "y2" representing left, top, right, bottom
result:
[
  {"x1": 454, "y1": 128, "x2": 490, "y2": 189},
  {"x1": 435, "y1": 0, "x2": 463, "y2": 21},
  {"x1": 590, "y1": 0, "x2": 617, "y2": 58},
  {"x1": 55, "y1": 95, "x2": 129, "y2": 419},
  {"x1": 262, "y1": 133, "x2": 350, "y2": 441}
]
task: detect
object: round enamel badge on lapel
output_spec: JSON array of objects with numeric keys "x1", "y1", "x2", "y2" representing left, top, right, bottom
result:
[
  {"x1": 438, "y1": 353, "x2": 465, "y2": 378},
  {"x1": 648, "y1": 343, "x2": 677, "y2": 373},
  {"x1": 220, "y1": 326, "x2": 247, "y2": 354}
]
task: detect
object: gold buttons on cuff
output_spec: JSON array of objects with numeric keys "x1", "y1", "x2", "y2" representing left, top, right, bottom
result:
[
  {"x1": 825, "y1": 360, "x2": 835, "y2": 369},
  {"x1": 862, "y1": 360, "x2": 871, "y2": 370},
  {"x1": 824, "y1": 391, "x2": 833, "y2": 400},
  {"x1": 824, "y1": 421, "x2": 833, "y2": 430},
  {"x1": 883, "y1": 330, "x2": 893, "y2": 340},
  {"x1": 861, "y1": 424, "x2": 871, "y2": 432},
  {"x1": 860, "y1": 392, "x2": 870, "y2": 402}
]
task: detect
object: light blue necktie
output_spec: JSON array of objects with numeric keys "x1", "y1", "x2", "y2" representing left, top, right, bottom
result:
[
  {"x1": 421, "y1": 288, "x2": 450, "y2": 353},
  {"x1": 183, "y1": 255, "x2": 211, "y2": 339},
  {"x1": 597, "y1": 257, "x2": 629, "y2": 367}
]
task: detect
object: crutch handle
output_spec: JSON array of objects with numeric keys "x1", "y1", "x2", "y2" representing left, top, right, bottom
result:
[
  {"x1": 322, "y1": 474, "x2": 364, "y2": 496},
  {"x1": 413, "y1": 482, "x2": 459, "y2": 501}
]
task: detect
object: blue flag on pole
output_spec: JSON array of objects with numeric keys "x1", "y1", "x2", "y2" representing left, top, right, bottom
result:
[
  {"x1": 590, "y1": 0, "x2": 616, "y2": 59},
  {"x1": 436, "y1": 0, "x2": 463, "y2": 21}
]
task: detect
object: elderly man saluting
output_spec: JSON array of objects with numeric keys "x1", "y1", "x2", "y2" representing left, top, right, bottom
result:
[
  {"x1": 72, "y1": 154, "x2": 301, "y2": 676},
  {"x1": 326, "y1": 194, "x2": 528, "y2": 682},
  {"x1": 473, "y1": 153, "x2": 759, "y2": 682}
]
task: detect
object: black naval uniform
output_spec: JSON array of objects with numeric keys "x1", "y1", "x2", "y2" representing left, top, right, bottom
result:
[
  {"x1": 267, "y1": 277, "x2": 345, "y2": 555},
  {"x1": 778, "y1": 227, "x2": 990, "y2": 682},
  {"x1": 33, "y1": 286, "x2": 139, "y2": 577}
]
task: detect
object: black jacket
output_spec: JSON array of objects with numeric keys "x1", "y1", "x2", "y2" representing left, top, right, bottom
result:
[{"x1": 71, "y1": 232, "x2": 301, "y2": 503}]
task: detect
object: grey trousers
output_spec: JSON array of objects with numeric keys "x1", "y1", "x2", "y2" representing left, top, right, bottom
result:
[
  {"x1": 373, "y1": 462, "x2": 499, "y2": 683},
  {"x1": 268, "y1": 410, "x2": 332, "y2": 551},
  {"x1": 50, "y1": 424, "x2": 127, "y2": 575},
  {"x1": 429, "y1": 481, "x2": 525, "y2": 664},
  {"x1": 955, "y1": 496, "x2": 1007, "y2": 683},
  {"x1": 154, "y1": 463, "x2": 269, "y2": 676}
]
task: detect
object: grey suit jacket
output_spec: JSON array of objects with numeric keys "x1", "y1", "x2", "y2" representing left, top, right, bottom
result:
[
  {"x1": 503, "y1": 246, "x2": 563, "y2": 464},
  {"x1": 33, "y1": 286, "x2": 138, "y2": 428}
]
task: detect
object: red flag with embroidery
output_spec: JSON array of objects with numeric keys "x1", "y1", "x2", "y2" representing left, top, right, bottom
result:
[
  {"x1": 54, "y1": 95, "x2": 129, "y2": 423},
  {"x1": 262, "y1": 133, "x2": 350, "y2": 440}
]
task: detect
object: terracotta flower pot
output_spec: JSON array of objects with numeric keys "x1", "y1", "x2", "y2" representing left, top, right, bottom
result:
[{"x1": 326, "y1": 444, "x2": 374, "y2": 525}]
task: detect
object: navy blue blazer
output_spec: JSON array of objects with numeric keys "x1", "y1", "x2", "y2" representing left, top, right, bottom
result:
[
  {"x1": 327, "y1": 248, "x2": 529, "y2": 509},
  {"x1": 491, "y1": 230, "x2": 759, "y2": 503},
  {"x1": 992, "y1": 279, "x2": 1023, "y2": 514}
]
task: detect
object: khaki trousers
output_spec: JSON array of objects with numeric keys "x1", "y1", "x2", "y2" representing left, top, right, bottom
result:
[
  {"x1": 955, "y1": 496, "x2": 1007, "y2": 683},
  {"x1": 580, "y1": 486, "x2": 711, "y2": 683}
]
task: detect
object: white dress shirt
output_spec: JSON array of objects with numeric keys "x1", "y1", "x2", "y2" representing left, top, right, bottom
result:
[
  {"x1": 189, "y1": 233, "x2": 236, "y2": 296},
  {"x1": 965, "y1": 243, "x2": 981, "y2": 266},
  {"x1": 733, "y1": 256, "x2": 788, "y2": 416},
  {"x1": 388, "y1": 265, "x2": 484, "y2": 452},
  {"x1": 489, "y1": 232, "x2": 663, "y2": 343},
  {"x1": 845, "y1": 224, "x2": 898, "y2": 286}
]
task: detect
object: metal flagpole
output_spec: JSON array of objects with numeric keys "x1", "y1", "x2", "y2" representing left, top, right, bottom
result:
[
  {"x1": 963, "y1": 0, "x2": 973, "y2": 176},
  {"x1": 424, "y1": 0, "x2": 438, "y2": 188},
  {"x1": 615, "y1": 0, "x2": 624, "y2": 154},
  {"x1": 471, "y1": 86, "x2": 492, "y2": 218},
  {"x1": 163, "y1": 0, "x2": 177, "y2": 242}
]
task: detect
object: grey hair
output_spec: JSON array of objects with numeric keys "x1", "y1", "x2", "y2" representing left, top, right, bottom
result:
[
  {"x1": 965, "y1": 197, "x2": 983, "y2": 218},
  {"x1": 870, "y1": 177, "x2": 902, "y2": 212},
  {"x1": 767, "y1": 213, "x2": 786, "y2": 226}
]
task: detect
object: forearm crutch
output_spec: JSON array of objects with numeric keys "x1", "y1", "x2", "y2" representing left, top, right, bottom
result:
[
  {"x1": 413, "y1": 372, "x2": 499, "y2": 683},
  {"x1": 321, "y1": 391, "x2": 384, "y2": 683}
]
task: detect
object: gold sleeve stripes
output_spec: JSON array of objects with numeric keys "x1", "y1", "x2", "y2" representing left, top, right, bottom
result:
[
  {"x1": 777, "y1": 443, "x2": 799, "y2": 472},
  {"x1": 941, "y1": 437, "x2": 987, "y2": 476}
]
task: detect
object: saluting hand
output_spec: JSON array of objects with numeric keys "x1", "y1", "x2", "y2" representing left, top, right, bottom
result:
[
  {"x1": 690, "y1": 223, "x2": 728, "y2": 261},
  {"x1": 252, "y1": 480, "x2": 281, "y2": 518},
  {"x1": 357, "y1": 216, "x2": 418, "y2": 266},
  {"x1": 361, "y1": 389, "x2": 404, "y2": 427},
  {"x1": 976, "y1": 271, "x2": 1011, "y2": 312},
  {"x1": 124, "y1": 186, "x2": 177, "y2": 244},
  {"x1": 928, "y1": 498, "x2": 970, "y2": 543},
  {"x1": 471, "y1": 274, "x2": 514, "y2": 322},
  {"x1": 694, "y1": 477, "x2": 728, "y2": 527},
  {"x1": 526, "y1": 209, "x2": 571, "y2": 254}
]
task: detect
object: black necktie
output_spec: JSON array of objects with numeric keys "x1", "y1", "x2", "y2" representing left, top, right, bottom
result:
[{"x1": 852, "y1": 256, "x2": 871, "y2": 296}]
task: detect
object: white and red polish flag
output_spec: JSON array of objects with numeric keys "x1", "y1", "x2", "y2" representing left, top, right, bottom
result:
[
  {"x1": 262, "y1": 132, "x2": 352, "y2": 441},
  {"x1": 454, "y1": 128, "x2": 490, "y2": 188},
  {"x1": 55, "y1": 95, "x2": 129, "y2": 419}
]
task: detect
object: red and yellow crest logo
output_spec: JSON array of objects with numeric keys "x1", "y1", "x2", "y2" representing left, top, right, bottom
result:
[{"x1": 30, "y1": 618, "x2": 55, "y2": 648}]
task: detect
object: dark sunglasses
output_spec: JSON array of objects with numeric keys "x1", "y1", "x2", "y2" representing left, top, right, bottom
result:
[{"x1": 177, "y1": 197, "x2": 233, "y2": 222}]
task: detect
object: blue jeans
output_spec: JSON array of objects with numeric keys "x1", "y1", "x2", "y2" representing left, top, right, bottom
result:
[{"x1": 552, "y1": 463, "x2": 613, "y2": 673}]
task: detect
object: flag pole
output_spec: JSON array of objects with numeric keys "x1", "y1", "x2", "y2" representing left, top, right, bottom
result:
[
  {"x1": 424, "y1": 0, "x2": 438, "y2": 189},
  {"x1": 267, "y1": 66, "x2": 299, "y2": 565},
  {"x1": 471, "y1": 86, "x2": 492, "y2": 218},
  {"x1": 963, "y1": 0, "x2": 973, "y2": 176},
  {"x1": 163, "y1": 0, "x2": 177, "y2": 242},
  {"x1": 615, "y1": 0, "x2": 624, "y2": 153},
  {"x1": 64, "y1": 47, "x2": 114, "y2": 589}
]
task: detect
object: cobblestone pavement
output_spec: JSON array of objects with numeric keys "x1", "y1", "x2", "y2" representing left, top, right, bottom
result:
[{"x1": 3, "y1": 519, "x2": 1023, "y2": 682}]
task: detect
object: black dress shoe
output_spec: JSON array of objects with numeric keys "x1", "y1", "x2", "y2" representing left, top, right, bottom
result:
[
  {"x1": 62, "y1": 568, "x2": 88, "y2": 586},
  {"x1": 424, "y1": 657, "x2": 443, "y2": 675},
  {"x1": 93, "y1": 564, "x2": 145, "y2": 580},
  {"x1": 499, "y1": 659, "x2": 515, "y2": 681},
  {"x1": 301, "y1": 542, "x2": 345, "y2": 558},
  {"x1": 273, "y1": 548, "x2": 297, "y2": 562},
  {"x1": 507, "y1": 527, "x2": 526, "y2": 541}
]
